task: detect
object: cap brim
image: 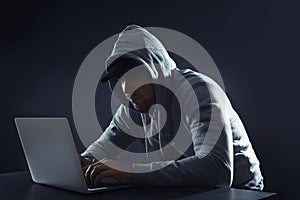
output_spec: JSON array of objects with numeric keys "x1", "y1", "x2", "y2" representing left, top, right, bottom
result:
[{"x1": 100, "y1": 57, "x2": 141, "y2": 82}]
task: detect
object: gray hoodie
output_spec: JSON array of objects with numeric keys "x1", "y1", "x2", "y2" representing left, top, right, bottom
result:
[{"x1": 82, "y1": 25, "x2": 264, "y2": 190}]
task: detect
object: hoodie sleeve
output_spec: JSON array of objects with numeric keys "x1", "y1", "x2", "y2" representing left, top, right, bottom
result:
[
  {"x1": 82, "y1": 105, "x2": 137, "y2": 160},
  {"x1": 132, "y1": 80, "x2": 234, "y2": 187}
]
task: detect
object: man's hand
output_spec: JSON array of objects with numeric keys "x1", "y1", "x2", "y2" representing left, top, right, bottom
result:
[
  {"x1": 78, "y1": 155, "x2": 92, "y2": 174},
  {"x1": 85, "y1": 158, "x2": 132, "y2": 186},
  {"x1": 79, "y1": 155, "x2": 90, "y2": 167}
]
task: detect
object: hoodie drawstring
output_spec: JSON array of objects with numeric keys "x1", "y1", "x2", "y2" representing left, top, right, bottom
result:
[{"x1": 158, "y1": 109, "x2": 164, "y2": 156}]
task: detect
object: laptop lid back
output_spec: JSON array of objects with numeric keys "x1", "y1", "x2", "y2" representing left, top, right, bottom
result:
[{"x1": 15, "y1": 117, "x2": 88, "y2": 193}]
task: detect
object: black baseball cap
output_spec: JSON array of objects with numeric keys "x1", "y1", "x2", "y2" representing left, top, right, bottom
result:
[{"x1": 100, "y1": 56, "x2": 141, "y2": 82}]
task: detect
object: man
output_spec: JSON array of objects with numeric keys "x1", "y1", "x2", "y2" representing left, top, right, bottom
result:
[{"x1": 79, "y1": 25, "x2": 264, "y2": 190}]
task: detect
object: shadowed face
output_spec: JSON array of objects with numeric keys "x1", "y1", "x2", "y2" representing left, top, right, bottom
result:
[{"x1": 119, "y1": 68, "x2": 155, "y2": 112}]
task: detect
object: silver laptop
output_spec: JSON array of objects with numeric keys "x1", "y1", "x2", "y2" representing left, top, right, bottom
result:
[{"x1": 14, "y1": 117, "x2": 130, "y2": 194}]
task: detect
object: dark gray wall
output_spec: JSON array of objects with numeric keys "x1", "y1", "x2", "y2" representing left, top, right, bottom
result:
[{"x1": 1, "y1": 1, "x2": 299, "y2": 199}]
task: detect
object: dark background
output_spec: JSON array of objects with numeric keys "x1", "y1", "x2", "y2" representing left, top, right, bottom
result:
[{"x1": 1, "y1": 0, "x2": 299, "y2": 199}]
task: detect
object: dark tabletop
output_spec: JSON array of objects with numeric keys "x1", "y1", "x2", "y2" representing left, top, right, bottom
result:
[{"x1": 0, "y1": 171, "x2": 275, "y2": 200}]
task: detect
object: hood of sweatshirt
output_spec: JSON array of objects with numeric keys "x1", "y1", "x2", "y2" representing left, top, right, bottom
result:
[{"x1": 104, "y1": 25, "x2": 177, "y2": 108}]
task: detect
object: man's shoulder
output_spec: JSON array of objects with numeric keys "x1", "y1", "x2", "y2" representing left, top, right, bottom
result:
[
  {"x1": 171, "y1": 69, "x2": 211, "y2": 93},
  {"x1": 171, "y1": 69, "x2": 229, "y2": 106},
  {"x1": 176, "y1": 69, "x2": 226, "y2": 93},
  {"x1": 179, "y1": 69, "x2": 206, "y2": 80}
]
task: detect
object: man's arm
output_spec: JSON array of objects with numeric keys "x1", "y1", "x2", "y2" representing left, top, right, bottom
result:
[
  {"x1": 81, "y1": 105, "x2": 137, "y2": 161},
  {"x1": 131, "y1": 80, "x2": 234, "y2": 187},
  {"x1": 79, "y1": 105, "x2": 137, "y2": 185}
]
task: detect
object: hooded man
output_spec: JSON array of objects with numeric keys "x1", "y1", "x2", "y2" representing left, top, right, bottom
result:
[{"x1": 79, "y1": 25, "x2": 264, "y2": 190}]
